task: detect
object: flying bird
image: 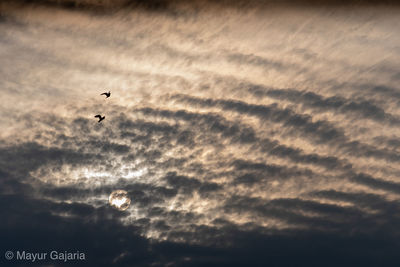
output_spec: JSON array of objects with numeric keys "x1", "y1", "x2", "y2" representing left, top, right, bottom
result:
[
  {"x1": 94, "y1": 115, "x2": 105, "y2": 123},
  {"x1": 101, "y1": 91, "x2": 111, "y2": 98}
]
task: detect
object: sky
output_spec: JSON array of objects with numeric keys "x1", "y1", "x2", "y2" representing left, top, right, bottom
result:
[{"x1": 1, "y1": 0, "x2": 400, "y2": 266}]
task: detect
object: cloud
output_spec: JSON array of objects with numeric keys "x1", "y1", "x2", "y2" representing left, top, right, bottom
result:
[
  {"x1": 249, "y1": 87, "x2": 400, "y2": 125},
  {"x1": 1, "y1": 1, "x2": 400, "y2": 266},
  {"x1": 170, "y1": 94, "x2": 347, "y2": 144}
]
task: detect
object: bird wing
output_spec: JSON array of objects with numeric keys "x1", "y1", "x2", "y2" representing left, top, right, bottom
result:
[
  {"x1": 100, "y1": 93, "x2": 106, "y2": 95},
  {"x1": 94, "y1": 115, "x2": 101, "y2": 118}
]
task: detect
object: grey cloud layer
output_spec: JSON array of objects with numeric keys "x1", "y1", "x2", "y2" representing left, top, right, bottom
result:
[{"x1": 1, "y1": 1, "x2": 400, "y2": 266}]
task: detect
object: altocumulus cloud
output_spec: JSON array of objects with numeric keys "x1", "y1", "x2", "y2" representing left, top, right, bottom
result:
[{"x1": 1, "y1": 0, "x2": 400, "y2": 266}]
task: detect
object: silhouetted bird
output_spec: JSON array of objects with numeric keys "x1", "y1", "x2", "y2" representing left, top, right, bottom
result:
[
  {"x1": 101, "y1": 91, "x2": 111, "y2": 98},
  {"x1": 94, "y1": 115, "x2": 105, "y2": 123}
]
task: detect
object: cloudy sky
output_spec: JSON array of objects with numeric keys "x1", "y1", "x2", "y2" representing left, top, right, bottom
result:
[{"x1": 1, "y1": 0, "x2": 400, "y2": 266}]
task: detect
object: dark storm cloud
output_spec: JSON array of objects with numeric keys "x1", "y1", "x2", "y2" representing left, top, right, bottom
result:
[
  {"x1": 0, "y1": 169, "x2": 34, "y2": 195},
  {"x1": 1, "y1": 193, "x2": 400, "y2": 267},
  {"x1": 164, "y1": 227, "x2": 400, "y2": 267},
  {"x1": 0, "y1": 157, "x2": 151, "y2": 266},
  {"x1": 0, "y1": 0, "x2": 172, "y2": 12},
  {"x1": 1, "y1": 100, "x2": 399, "y2": 266},
  {"x1": 0, "y1": 142, "x2": 103, "y2": 175},
  {"x1": 0, "y1": 194, "x2": 153, "y2": 267},
  {"x1": 5, "y1": 0, "x2": 400, "y2": 11}
]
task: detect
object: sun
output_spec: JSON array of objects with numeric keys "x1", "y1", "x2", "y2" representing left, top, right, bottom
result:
[{"x1": 109, "y1": 190, "x2": 131, "y2": 211}]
